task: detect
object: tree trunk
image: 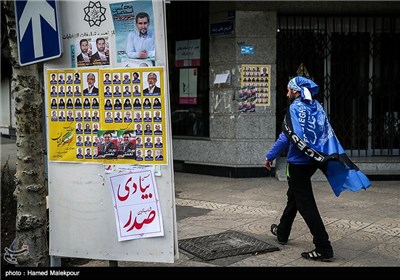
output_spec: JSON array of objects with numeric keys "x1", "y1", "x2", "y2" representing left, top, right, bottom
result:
[{"x1": 3, "y1": 0, "x2": 49, "y2": 266}]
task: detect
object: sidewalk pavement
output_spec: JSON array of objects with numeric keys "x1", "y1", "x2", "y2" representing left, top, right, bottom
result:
[
  {"x1": 2, "y1": 136, "x2": 399, "y2": 268},
  {"x1": 82, "y1": 172, "x2": 400, "y2": 268},
  {"x1": 1, "y1": 136, "x2": 17, "y2": 169}
]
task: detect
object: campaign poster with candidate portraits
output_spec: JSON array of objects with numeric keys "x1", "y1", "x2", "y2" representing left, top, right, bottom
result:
[
  {"x1": 240, "y1": 64, "x2": 271, "y2": 108},
  {"x1": 46, "y1": 67, "x2": 167, "y2": 165},
  {"x1": 110, "y1": 1, "x2": 155, "y2": 67},
  {"x1": 75, "y1": 36, "x2": 111, "y2": 68}
]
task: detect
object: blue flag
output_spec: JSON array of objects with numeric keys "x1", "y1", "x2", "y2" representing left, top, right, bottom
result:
[{"x1": 283, "y1": 98, "x2": 371, "y2": 197}]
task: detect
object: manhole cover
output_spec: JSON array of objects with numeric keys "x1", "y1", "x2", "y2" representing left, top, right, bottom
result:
[{"x1": 178, "y1": 231, "x2": 279, "y2": 261}]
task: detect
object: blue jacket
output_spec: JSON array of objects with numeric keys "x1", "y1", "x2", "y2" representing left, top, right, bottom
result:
[
  {"x1": 266, "y1": 132, "x2": 313, "y2": 165},
  {"x1": 271, "y1": 94, "x2": 370, "y2": 196}
]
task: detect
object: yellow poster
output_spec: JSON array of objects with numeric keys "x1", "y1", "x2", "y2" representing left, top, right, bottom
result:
[
  {"x1": 46, "y1": 67, "x2": 167, "y2": 164},
  {"x1": 240, "y1": 64, "x2": 271, "y2": 107}
]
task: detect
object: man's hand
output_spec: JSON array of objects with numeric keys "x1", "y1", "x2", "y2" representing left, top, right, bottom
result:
[
  {"x1": 265, "y1": 160, "x2": 273, "y2": 171},
  {"x1": 139, "y1": 50, "x2": 148, "y2": 59}
]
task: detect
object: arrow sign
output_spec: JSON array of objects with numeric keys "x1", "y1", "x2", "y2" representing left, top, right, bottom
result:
[{"x1": 15, "y1": 0, "x2": 62, "y2": 66}]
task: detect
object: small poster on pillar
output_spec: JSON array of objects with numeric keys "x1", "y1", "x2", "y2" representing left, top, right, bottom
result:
[{"x1": 240, "y1": 64, "x2": 271, "y2": 107}]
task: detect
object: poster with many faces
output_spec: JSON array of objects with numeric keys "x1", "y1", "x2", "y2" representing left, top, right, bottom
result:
[
  {"x1": 46, "y1": 67, "x2": 167, "y2": 165},
  {"x1": 240, "y1": 64, "x2": 271, "y2": 107}
]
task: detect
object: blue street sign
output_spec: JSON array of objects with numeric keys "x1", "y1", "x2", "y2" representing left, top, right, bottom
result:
[
  {"x1": 241, "y1": 46, "x2": 254, "y2": 55},
  {"x1": 14, "y1": 0, "x2": 62, "y2": 66}
]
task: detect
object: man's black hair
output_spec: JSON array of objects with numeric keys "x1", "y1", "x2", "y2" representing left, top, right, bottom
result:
[
  {"x1": 96, "y1": 37, "x2": 105, "y2": 44},
  {"x1": 136, "y1": 12, "x2": 150, "y2": 24},
  {"x1": 79, "y1": 38, "x2": 88, "y2": 46}
]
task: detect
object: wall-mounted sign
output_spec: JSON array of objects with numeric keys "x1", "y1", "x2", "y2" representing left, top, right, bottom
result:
[
  {"x1": 175, "y1": 39, "x2": 201, "y2": 67},
  {"x1": 241, "y1": 46, "x2": 254, "y2": 54},
  {"x1": 209, "y1": 21, "x2": 234, "y2": 36}
]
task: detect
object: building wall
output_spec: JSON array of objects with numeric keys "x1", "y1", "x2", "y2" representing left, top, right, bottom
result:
[
  {"x1": 0, "y1": 77, "x2": 14, "y2": 137},
  {"x1": 172, "y1": 1, "x2": 400, "y2": 177},
  {"x1": 173, "y1": 4, "x2": 278, "y2": 170}
]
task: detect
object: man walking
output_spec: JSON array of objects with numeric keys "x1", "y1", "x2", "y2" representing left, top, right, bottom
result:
[{"x1": 265, "y1": 76, "x2": 370, "y2": 261}]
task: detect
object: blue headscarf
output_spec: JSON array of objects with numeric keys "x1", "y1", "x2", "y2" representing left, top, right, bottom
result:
[{"x1": 288, "y1": 76, "x2": 319, "y2": 100}]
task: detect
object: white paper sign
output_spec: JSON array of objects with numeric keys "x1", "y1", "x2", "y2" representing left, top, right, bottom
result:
[
  {"x1": 213, "y1": 73, "x2": 230, "y2": 84},
  {"x1": 106, "y1": 167, "x2": 164, "y2": 241}
]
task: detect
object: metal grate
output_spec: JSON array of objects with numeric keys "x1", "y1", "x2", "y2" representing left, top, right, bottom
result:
[
  {"x1": 277, "y1": 15, "x2": 400, "y2": 156},
  {"x1": 178, "y1": 231, "x2": 279, "y2": 261}
]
